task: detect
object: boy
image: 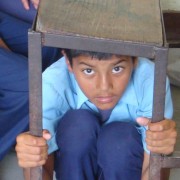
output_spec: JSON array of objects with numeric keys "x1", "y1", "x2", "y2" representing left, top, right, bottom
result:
[{"x1": 16, "y1": 49, "x2": 177, "y2": 180}]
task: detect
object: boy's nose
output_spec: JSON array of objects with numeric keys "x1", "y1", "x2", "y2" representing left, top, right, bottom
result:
[{"x1": 98, "y1": 74, "x2": 112, "y2": 91}]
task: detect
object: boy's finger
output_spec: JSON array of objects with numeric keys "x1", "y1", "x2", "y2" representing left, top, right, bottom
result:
[
  {"x1": 147, "y1": 144, "x2": 175, "y2": 155},
  {"x1": 146, "y1": 127, "x2": 177, "y2": 141},
  {"x1": 136, "y1": 117, "x2": 150, "y2": 126},
  {"x1": 21, "y1": 0, "x2": 30, "y2": 10},
  {"x1": 18, "y1": 158, "x2": 47, "y2": 168},
  {"x1": 146, "y1": 137, "x2": 176, "y2": 147},
  {"x1": 148, "y1": 119, "x2": 176, "y2": 131},
  {"x1": 16, "y1": 132, "x2": 47, "y2": 146},
  {"x1": 31, "y1": 0, "x2": 39, "y2": 9},
  {"x1": 43, "y1": 130, "x2": 51, "y2": 140},
  {"x1": 17, "y1": 149, "x2": 48, "y2": 161},
  {"x1": 16, "y1": 143, "x2": 48, "y2": 155}
]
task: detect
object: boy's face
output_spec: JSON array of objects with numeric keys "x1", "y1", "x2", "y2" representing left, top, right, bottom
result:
[{"x1": 66, "y1": 54, "x2": 137, "y2": 110}]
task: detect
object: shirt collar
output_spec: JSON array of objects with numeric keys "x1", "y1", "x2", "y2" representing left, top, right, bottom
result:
[{"x1": 69, "y1": 73, "x2": 88, "y2": 108}]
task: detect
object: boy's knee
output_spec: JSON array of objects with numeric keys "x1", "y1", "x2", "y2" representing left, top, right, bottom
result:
[
  {"x1": 56, "y1": 109, "x2": 100, "y2": 132},
  {"x1": 97, "y1": 122, "x2": 143, "y2": 163},
  {"x1": 98, "y1": 122, "x2": 141, "y2": 143},
  {"x1": 56, "y1": 109, "x2": 100, "y2": 153}
]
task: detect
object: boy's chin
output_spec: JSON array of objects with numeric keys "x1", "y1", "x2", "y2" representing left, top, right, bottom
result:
[{"x1": 95, "y1": 103, "x2": 116, "y2": 110}]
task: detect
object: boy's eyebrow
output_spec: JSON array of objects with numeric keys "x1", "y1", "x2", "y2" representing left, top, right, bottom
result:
[
  {"x1": 113, "y1": 59, "x2": 127, "y2": 65},
  {"x1": 78, "y1": 58, "x2": 127, "y2": 67},
  {"x1": 78, "y1": 62, "x2": 95, "y2": 67}
]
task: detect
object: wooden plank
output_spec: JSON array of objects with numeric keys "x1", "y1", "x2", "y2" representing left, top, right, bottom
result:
[{"x1": 36, "y1": 0, "x2": 163, "y2": 46}]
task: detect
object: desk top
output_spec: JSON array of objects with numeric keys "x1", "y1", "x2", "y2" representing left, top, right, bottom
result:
[{"x1": 36, "y1": 0, "x2": 163, "y2": 46}]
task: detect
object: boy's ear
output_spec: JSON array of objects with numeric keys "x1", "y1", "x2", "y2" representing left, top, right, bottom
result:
[
  {"x1": 133, "y1": 57, "x2": 138, "y2": 68},
  {"x1": 62, "y1": 50, "x2": 73, "y2": 72}
]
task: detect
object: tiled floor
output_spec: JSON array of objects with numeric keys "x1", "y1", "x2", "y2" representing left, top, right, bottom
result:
[{"x1": 0, "y1": 149, "x2": 24, "y2": 180}]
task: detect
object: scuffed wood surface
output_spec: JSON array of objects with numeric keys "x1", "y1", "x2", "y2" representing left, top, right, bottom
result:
[{"x1": 36, "y1": 0, "x2": 163, "y2": 45}]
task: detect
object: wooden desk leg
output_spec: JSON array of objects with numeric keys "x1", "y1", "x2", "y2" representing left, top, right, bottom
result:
[
  {"x1": 23, "y1": 168, "x2": 30, "y2": 180},
  {"x1": 149, "y1": 47, "x2": 169, "y2": 180},
  {"x1": 161, "y1": 168, "x2": 170, "y2": 180}
]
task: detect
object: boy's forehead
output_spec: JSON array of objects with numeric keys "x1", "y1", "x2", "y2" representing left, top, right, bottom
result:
[
  {"x1": 113, "y1": 55, "x2": 132, "y2": 59},
  {"x1": 72, "y1": 54, "x2": 132, "y2": 60}
]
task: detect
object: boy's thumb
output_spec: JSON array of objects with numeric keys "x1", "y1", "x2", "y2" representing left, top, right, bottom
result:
[
  {"x1": 42, "y1": 130, "x2": 51, "y2": 140},
  {"x1": 136, "y1": 117, "x2": 150, "y2": 126}
]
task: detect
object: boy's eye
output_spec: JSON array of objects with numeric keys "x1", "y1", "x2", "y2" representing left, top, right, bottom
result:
[
  {"x1": 112, "y1": 66, "x2": 123, "y2": 74},
  {"x1": 83, "y1": 68, "x2": 94, "y2": 75}
]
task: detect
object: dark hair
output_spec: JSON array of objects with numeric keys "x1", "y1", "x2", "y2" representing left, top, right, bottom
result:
[
  {"x1": 64, "y1": 49, "x2": 136, "y2": 66},
  {"x1": 64, "y1": 49, "x2": 119, "y2": 66}
]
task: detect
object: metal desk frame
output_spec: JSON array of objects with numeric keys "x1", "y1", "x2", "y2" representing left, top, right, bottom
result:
[{"x1": 28, "y1": 8, "x2": 180, "y2": 180}]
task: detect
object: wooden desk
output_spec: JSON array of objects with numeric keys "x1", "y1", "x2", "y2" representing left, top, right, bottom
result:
[{"x1": 28, "y1": 1, "x2": 180, "y2": 180}]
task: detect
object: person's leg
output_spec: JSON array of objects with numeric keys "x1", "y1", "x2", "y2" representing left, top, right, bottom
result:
[
  {"x1": 0, "y1": 11, "x2": 31, "y2": 56},
  {"x1": 0, "y1": 0, "x2": 36, "y2": 23},
  {"x1": 55, "y1": 109, "x2": 101, "y2": 180},
  {"x1": 0, "y1": 11, "x2": 61, "y2": 70},
  {"x1": 97, "y1": 122, "x2": 144, "y2": 180},
  {"x1": 0, "y1": 48, "x2": 29, "y2": 160}
]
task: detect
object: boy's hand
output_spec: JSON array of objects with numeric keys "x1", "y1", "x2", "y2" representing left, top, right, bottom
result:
[
  {"x1": 21, "y1": 0, "x2": 40, "y2": 10},
  {"x1": 136, "y1": 117, "x2": 177, "y2": 155},
  {"x1": 16, "y1": 130, "x2": 51, "y2": 168}
]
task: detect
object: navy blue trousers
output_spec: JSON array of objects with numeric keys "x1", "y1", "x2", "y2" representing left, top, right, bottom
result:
[
  {"x1": 0, "y1": 0, "x2": 36, "y2": 23},
  {"x1": 0, "y1": 11, "x2": 61, "y2": 71},
  {"x1": 0, "y1": 48, "x2": 29, "y2": 160},
  {"x1": 0, "y1": 11, "x2": 60, "y2": 159},
  {"x1": 55, "y1": 109, "x2": 144, "y2": 180}
]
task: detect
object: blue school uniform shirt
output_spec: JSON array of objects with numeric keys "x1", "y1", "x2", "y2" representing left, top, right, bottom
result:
[{"x1": 42, "y1": 57, "x2": 173, "y2": 154}]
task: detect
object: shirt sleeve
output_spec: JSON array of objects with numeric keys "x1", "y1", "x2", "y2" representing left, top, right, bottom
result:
[
  {"x1": 42, "y1": 58, "x2": 73, "y2": 154},
  {"x1": 42, "y1": 80, "x2": 63, "y2": 153}
]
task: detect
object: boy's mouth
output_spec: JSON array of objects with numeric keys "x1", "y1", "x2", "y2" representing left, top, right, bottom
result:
[{"x1": 96, "y1": 96, "x2": 115, "y2": 104}]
